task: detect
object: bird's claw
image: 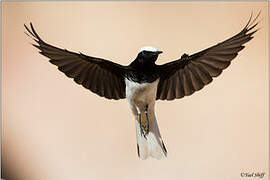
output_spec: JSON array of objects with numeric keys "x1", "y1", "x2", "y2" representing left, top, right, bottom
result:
[
  {"x1": 138, "y1": 105, "x2": 150, "y2": 139},
  {"x1": 138, "y1": 113, "x2": 146, "y2": 139},
  {"x1": 144, "y1": 104, "x2": 150, "y2": 135}
]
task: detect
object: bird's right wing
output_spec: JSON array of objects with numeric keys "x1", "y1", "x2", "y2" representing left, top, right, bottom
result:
[
  {"x1": 156, "y1": 12, "x2": 260, "y2": 100},
  {"x1": 25, "y1": 23, "x2": 127, "y2": 100}
]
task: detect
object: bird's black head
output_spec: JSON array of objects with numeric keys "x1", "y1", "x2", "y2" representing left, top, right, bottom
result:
[{"x1": 136, "y1": 46, "x2": 163, "y2": 64}]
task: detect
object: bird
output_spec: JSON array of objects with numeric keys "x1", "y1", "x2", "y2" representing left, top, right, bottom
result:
[{"x1": 24, "y1": 12, "x2": 260, "y2": 160}]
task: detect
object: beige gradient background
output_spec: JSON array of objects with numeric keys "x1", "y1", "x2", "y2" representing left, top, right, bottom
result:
[{"x1": 2, "y1": 2, "x2": 269, "y2": 180}]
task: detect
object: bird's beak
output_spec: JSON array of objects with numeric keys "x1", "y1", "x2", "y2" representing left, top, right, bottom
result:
[{"x1": 156, "y1": 51, "x2": 163, "y2": 55}]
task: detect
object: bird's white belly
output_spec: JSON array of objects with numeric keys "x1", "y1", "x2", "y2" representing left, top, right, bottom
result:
[{"x1": 125, "y1": 78, "x2": 159, "y2": 115}]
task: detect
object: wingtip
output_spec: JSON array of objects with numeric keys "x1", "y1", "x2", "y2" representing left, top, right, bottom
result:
[
  {"x1": 242, "y1": 10, "x2": 261, "y2": 34},
  {"x1": 249, "y1": 10, "x2": 261, "y2": 27},
  {"x1": 243, "y1": 11, "x2": 253, "y2": 30},
  {"x1": 27, "y1": 22, "x2": 45, "y2": 43},
  {"x1": 24, "y1": 31, "x2": 30, "y2": 37},
  {"x1": 250, "y1": 27, "x2": 261, "y2": 36},
  {"x1": 30, "y1": 22, "x2": 34, "y2": 30},
  {"x1": 24, "y1": 22, "x2": 36, "y2": 39}
]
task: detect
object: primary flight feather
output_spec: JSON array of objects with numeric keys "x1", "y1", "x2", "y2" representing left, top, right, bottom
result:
[{"x1": 25, "y1": 12, "x2": 260, "y2": 159}]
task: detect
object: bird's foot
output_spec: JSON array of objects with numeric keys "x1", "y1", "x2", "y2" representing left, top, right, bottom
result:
[
  {"x1": 138, "y1": 107, "x2": 150, "y2": 139},
  {"x1": 138, "y1": 113, "x2": 147, "y2": 139},
  {"x1": 144, "y1": 104, "x2": 150, "y2": 135}
]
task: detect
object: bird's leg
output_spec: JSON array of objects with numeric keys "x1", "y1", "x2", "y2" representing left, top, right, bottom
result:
[
  {"x1": 138, "y1": 112, "x2": 146, "y2": 138},
  {"x1": 138, "y1": 112, "x2": 142, "y2": 136},
  {"x1": 144, "y1": 104, "x2": 149, "y2": 135}
]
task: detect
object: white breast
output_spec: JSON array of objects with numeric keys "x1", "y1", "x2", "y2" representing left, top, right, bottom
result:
[{"x1": 125, "y1": 78, "x2": 159, "y2": 105}]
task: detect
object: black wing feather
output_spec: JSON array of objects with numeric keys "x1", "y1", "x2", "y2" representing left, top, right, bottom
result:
[
  {"x1": 157, "y1": 12, "x2": 260, "y2": 100},
  {"x1": 25, "y1": 23, "x2": 126, "y2": 100}
]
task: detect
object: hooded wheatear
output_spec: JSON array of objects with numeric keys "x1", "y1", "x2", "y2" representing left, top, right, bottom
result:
[{"x1": 24, "y1": 12, "x2": 260, "y2": 159}]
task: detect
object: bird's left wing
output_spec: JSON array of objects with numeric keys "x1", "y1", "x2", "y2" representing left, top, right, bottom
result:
[
  {"x1": 25, "y1": 23, "x2": 126, "y2": 100},
  {"x1": 156, "y1": 12, "x2": 260, "y2": 100}
]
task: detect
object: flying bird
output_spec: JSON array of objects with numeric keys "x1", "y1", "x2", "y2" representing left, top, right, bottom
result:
[{"x1": 25, "y1": 12, "x2": 260, "y2": 160}]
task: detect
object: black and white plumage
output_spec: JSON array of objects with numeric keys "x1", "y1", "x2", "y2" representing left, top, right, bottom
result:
[{"x1": 24, "y1": 12, "x2": 259, "y2": 159}]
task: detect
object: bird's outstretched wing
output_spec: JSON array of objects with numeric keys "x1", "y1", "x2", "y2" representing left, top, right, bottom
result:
[
  {"x1": 25, "y1": 23, "x2": 126, "y2": 100},
  {"x1": 156, "y1": 12, "x2": 260, "y2": 100}
]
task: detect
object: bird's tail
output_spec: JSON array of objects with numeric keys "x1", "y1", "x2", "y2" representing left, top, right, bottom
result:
[{"x1": 135, "y1": 111, "x2": 167, "y2": 160}]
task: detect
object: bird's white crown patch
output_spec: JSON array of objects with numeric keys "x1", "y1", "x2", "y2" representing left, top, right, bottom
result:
[{"x1": 139, "y1": 46, "x2": 159, "y2": 53}]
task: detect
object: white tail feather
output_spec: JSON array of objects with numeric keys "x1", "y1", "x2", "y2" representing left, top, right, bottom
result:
[{"x1": 135, "y1": 114, "x2": 167, "y2": 160}]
